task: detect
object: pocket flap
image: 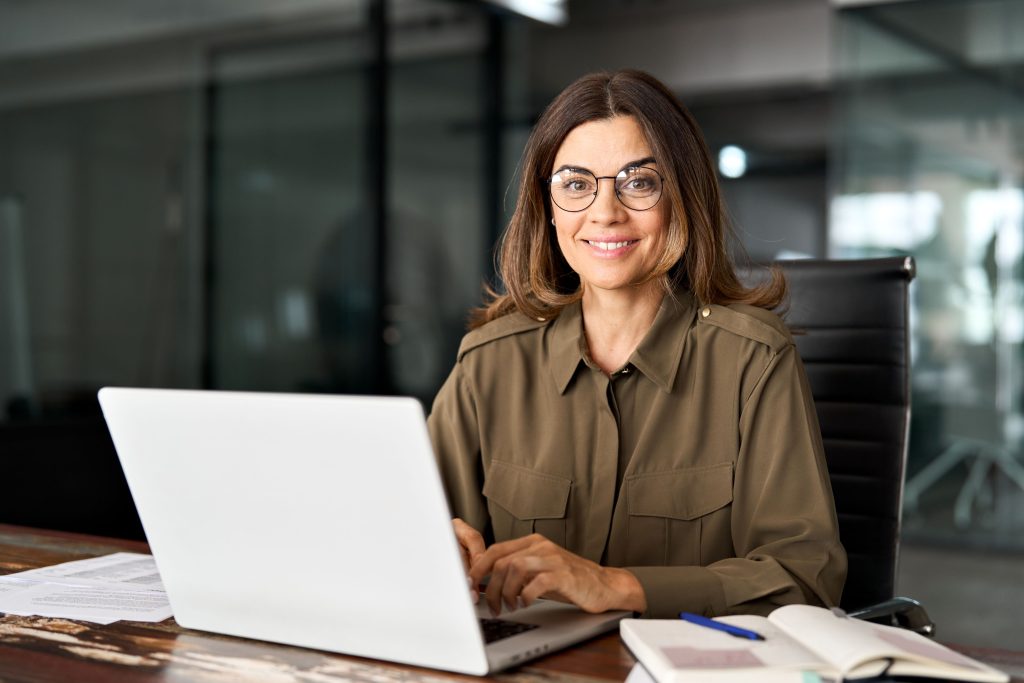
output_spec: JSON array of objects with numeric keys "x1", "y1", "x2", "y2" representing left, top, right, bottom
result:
[
  {"x1": 482, "y1": 460, "x2": 572, "y2": 520},
  {"x1": 627, "y1": 462, "x2": 733, "y2": 520}
]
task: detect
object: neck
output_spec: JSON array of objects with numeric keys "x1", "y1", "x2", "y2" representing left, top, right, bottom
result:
[{"x1": 581, "y1": 283, "x2": 664, "y2": 375}]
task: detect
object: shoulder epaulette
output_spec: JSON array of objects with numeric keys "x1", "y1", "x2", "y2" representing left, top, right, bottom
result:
[
  {"x1": 457, "y1": 312, "x2": 548, "y2": 360},
  {"x1": 696, "y1": 303, "x2": 791, "y2": 353}
]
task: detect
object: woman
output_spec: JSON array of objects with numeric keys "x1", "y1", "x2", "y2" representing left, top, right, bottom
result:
[{"x1": 427, "y1": 70, "x2": 846, "y2": 619}]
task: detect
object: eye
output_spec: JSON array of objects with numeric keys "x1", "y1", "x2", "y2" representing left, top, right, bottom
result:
[
  {"x1": 619, "y1": 168, "x2": 660, "y2": 196},
  {"x1": 554, "y1": 171, "x2": 595, "y2": 195}
]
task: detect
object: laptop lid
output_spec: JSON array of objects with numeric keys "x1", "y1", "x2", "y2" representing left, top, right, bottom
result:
[{"x1": 98, "y1": 387, "x2": 490, "y2": 675}]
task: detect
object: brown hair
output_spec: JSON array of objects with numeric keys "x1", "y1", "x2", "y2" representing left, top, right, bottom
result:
[{"x1": 471, "y1": 69, "x2": 785, "y2": 328}]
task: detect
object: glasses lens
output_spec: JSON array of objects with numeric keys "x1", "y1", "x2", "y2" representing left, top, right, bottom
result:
[
  {"x1": 549, "y1": 169, "x2": 597, "y2": 212},
  {"x1": 615, "y1": 167, "x2": 662, "y2": 210}
]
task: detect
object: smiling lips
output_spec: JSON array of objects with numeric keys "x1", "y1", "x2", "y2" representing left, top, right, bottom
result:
[{"x1": 585, "y1": 239, "x2": 639, "y2": 254}]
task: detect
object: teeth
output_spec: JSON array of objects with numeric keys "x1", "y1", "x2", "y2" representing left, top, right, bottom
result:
[{"x1": 587, "y1": 240, "x2": 632, "y2": 250}]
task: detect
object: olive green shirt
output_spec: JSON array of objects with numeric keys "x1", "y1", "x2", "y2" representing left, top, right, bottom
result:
[{"x1": 427, "y1": 291, "x2": 847, "y2": 618}]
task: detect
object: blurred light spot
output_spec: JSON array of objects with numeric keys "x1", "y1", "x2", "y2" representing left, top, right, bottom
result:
[
  {"x1": 279, "y1": 289, "x2": 311, "y2": 338},
  {"x1": 484, "y1": 0, "x2": 567, "y2": 25},
  {"x1": 775, "y1": 249, "x2": 813, "y2": 260},
  {"x1": 830, "y1": 192, "x2": 941, "y2": 251},
  {"x1": 718, "y1": 145, "x2": 747, "y2": 179}
]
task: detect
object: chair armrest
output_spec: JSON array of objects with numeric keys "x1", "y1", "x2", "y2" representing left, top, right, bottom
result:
[{"x1": 847, "y1": 597, "x2": 936, "y2": 637}]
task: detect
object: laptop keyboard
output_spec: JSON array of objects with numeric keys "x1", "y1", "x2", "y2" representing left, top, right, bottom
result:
[{"x1": 479, "y1": 617, "x2": 539, "y2": 644}]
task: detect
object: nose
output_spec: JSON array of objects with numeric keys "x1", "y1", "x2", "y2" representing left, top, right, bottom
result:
[{"x1": 588, "y1": 177, "x2": 628, "y2": 224}]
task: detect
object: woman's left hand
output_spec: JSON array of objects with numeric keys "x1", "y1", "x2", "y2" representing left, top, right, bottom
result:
[{"x1": 467, "y1": 533, "x2": 647, "y2": 616}]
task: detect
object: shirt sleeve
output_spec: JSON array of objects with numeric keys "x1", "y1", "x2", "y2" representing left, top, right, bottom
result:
[
  {"x1": 426, "y1": 361, "x2": 492, "y2": 541},
  {"x1": 628, "y1": 343, "x2": 848, "y2": 618}
]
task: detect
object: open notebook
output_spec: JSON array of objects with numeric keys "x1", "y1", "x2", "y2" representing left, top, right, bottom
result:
[{"x1": 621, "y1": 604, "x2": 1009, "y2": 683}]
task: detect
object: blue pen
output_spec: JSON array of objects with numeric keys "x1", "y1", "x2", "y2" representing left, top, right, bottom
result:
[{"x1": 679, "y1": 612, "x2": 765, "y2": 641}]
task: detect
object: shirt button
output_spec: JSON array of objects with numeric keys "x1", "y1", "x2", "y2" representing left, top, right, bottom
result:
[
  {"x1": 701, "y1": 306, "x2": 711, "y2": 318},
  {"x1": 621, "y1": 366, "x2": 630, "y2": 374}
]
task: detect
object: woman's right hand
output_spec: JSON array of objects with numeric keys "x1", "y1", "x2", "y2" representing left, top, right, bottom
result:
[{"x1": 452, "y1": 518, "x2": 487, "y2": 603}]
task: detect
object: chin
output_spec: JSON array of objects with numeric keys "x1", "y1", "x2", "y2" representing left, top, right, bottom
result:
[
  {"x1": 583, "y1": 278, "x2": 640, "y2": 293},
  {"x1": 582, "y1": 274, "x2": 661, "y2": 296}
]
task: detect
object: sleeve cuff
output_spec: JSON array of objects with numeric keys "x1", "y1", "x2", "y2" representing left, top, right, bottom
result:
[{"x1": 626, "y1": 565, "x2": 727, "y2": 618}]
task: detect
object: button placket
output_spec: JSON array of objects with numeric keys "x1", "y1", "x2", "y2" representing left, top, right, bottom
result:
[{"x1": 581, "y1": 371, "x2": 620, "y2": 562}]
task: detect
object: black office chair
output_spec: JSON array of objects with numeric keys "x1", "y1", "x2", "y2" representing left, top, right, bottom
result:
[{"x1": 753, "y1": 257, "x2": 933, "y2": 635}]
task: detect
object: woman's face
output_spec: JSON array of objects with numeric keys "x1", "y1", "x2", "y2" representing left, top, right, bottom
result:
[{"x1": 549, "y1": 115, "x2": 670, "y2": 297}]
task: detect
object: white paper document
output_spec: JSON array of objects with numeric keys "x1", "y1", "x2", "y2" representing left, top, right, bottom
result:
[
  {"x1": 0, "y1": 553, "x2": 172, "y2": 624},
  {"x1": 10, "y1": 552, "x2": 165, "y2": 591},
  {"x1": 0, "y1": 577, "x2": 42, "y2": 616}
]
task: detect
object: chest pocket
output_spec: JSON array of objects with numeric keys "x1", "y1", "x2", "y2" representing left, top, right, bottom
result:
[
  {"x1": 482, "y1": 460, "x2": 571, "y2": 547},
  {"x1": 625, "y1": 462, "x2": 733, "y2": 566}
]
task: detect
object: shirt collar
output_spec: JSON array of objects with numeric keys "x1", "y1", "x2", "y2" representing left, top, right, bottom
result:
[
  {"x1": 548, "y1": 300, "x2": 587, "y2": 394},
  {"x1": 629, "y1": 290, "x2": 696, "y2": 393},
  {"x1": 546, "y1": 290, "x2": 697, "y2": 395}
]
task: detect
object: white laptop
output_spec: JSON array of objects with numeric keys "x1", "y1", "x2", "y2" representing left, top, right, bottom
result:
[{"x1": 97, "y1": 387, "x2": 627, "y2": 675}]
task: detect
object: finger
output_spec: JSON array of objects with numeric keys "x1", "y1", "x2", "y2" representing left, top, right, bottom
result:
[
  {"x1": 506, "y1": 550, "x2": 556, "y2": 611},
  {"x1": 484, "y1": 555, "x2": 511, "y2": 617},
  {"x1": 452, "y1": 519, "x2": 485, "y2": 590},
  {"x1": 493, "y1": 548, "x2": 548, "y2": 614},
  {"x1": 468, "y1": 534, "x2": 541, "y2": 587},
  {"x1": 452, "y1": 519, "x2": 485, "y2": 603},
  {"x1": 452, "y1": 518, "x2": 487, "y2": 565},
  {"x1": 455, "y1": 544, "x2": 479, "y2": 603}
]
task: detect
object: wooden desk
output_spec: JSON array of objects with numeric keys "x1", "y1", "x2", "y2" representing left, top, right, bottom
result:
[
  {"x1": 1, "y1": 524, "x2": 1021, "y2": 683},
  {"x1": 0, "y1": 524, "x2": 633, "y2": 682}
]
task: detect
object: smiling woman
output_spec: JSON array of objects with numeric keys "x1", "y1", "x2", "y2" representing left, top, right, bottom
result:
[
  {"x1": 472, "y1": 69, "x2": 786, "y2": 328},
  {"x1": 548, "y1": 116, "x2": 668, "y2": 308},
  {"x1": 426, "y1": 70, "x2": 847, "y2": 619}
]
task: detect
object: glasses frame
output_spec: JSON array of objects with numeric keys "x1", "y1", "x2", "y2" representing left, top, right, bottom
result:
[{"x1": 545, "y1": 165, "x2": 665, "y2": 213}]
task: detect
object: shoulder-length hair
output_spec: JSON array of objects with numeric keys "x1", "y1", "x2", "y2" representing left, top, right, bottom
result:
[{"x1": 471, "y1": 69, "x2": 785, "y2": 328}]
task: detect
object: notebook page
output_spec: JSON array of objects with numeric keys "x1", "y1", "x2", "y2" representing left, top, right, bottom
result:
[
  {"x1": 868, "y1": 624, "x2": 1009, "y2": 682},
  {"x1": 768, "y1": 605, "x2": 904, "y2": 677},
  {"x1": 623, "y1": 618, "x2": 828, "y2": 671},
  {"x1": 769, "y1": 605, "x2": 1008, "y2": 681},
  {"x1": 712, "y1": 617, "x2": 828, "y2": 669}
]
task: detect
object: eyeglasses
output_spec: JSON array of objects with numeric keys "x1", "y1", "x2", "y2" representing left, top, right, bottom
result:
[{"x1": 546, "y1": 166, "x2": 664, "y2": 212}]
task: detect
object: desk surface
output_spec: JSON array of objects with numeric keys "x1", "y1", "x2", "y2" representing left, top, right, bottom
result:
[{"x1": 0, "y1": 524, "x2": 1021, "y2": 683}]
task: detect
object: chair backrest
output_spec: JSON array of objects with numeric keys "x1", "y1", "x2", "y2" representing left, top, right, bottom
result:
[{"x1": 767, "y1": 257, "x2": 915, "y2": 611}]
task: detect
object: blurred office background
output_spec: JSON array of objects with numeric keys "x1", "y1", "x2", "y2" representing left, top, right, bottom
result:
[{"x1": 1, "y1": 0, "x2": 1022, "y2": 647}]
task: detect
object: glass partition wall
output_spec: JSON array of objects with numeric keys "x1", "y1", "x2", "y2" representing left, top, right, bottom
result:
[
  {"x1": 832, "y1": 0, "x2": 1024, "y2": 549},
  {"x1": 0, "y1": 0, "x2": 502, "y2": 537},
  {"x1": 209, "y1": 4, "x2": 489, "y2": 398}
]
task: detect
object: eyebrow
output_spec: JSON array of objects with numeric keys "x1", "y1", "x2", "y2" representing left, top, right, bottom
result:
[{"x1": 552, "y1": 156, "x2": 657, "y2": 175}]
